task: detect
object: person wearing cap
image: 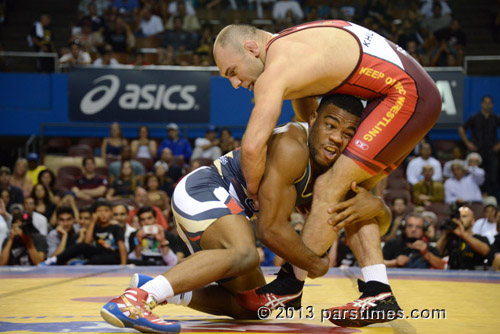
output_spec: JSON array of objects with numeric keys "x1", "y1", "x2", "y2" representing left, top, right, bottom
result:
[
  {"x1": 0, "y1": 166, "x2": 24, "y2": 206},
  {"x1": 26, "y1": 152, "x2": 46, "y2": 186},
  {"x1": 92, "y1": 44, "x2": 120, "y2": 66},
  {"x1": 190, "y1": 125, "x2": 222, "y2": 163},
  {"x1": 40, "y1": 199, "x2": 127, "y2": 265},
  {"x1": 157, "y1": 123, "x2": 192, "y2": 162},
  {"x1": 472, "y1": 196, "x2": 498, "y2": 244},
  {"x1": 158, "y1": 148, "x2": 183, "y2": 185}
]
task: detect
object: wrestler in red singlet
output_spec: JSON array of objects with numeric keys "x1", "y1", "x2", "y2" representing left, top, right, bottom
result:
[{"x1": 266, "y1": 20, "x2": 441, "y2": 175}]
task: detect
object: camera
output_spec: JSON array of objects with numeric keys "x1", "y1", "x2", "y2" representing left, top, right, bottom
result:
[
  {"x1": 439, "y1": 203, "x2": 460, "y2": 231},
  {"x1": 143, "y1": 225, "x2": 159, "y2": 235},
  {"x1": 13, "y1": 212, "x2": 37, "y2": 235}
]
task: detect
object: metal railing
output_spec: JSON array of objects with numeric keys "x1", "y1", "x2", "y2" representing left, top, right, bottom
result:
[{"x1": 0, "y1": 51, "x2": 59, "y2": 72}]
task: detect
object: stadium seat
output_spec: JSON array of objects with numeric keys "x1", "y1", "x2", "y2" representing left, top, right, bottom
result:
[
  {"x1": 68, "y1": 144, "x2": 93, "y2": 157},
  {"x1": 135, "y1": 157, "x2": 154, "y2": 171},
  {"x1": 78, "y1": 137, "x2": 102, "y2": 150},
  {"x1": 54, "y1": 175, "x2": 76, "y2": 192},
  {"x1": 466, "y1": 202, "x2": 484, "y2": 220},
  {"x1": 135, "y1": 37, "x2": 160, "y2": 49},
  {"x1": 425, "y1": 202, "x2": 451, "y2": 223},
  {"x1": 113, "y1": 52, "x2": 129, "y2": 64},
  {"x1": 45, "y1": 137, "x2": 72, "y2": 155},
  {"x1": 57, "y1": 166, "x2": 82, "y2": 179},
  {"x1": 383, "y1": 189, "x2": 412, "y2": 205}
]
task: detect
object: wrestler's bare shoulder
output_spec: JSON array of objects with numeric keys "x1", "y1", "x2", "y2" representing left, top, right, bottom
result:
[{"x1": 264, "y1": 28, "x2": 360, "y2": 99}]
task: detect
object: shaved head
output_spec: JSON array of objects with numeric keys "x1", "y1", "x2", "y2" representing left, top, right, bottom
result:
[{"x1": 214, "y1": 25, "x2": 259, "y2": 60}]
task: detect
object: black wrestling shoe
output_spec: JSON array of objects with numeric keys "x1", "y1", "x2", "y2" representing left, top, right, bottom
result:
[
  {"x1": 327, "y1": 279, "x2": 402, "y2": 327},
  {"x1": 235, "y1": 263, "x2": 304, "y2": 311}
]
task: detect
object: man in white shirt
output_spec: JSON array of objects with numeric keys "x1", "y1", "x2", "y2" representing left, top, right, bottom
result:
[
  {"x1": 272, "y1": 0, "x2": 304, "y2": 21},
  {"x1": 59, "y1": 41, "x2": 92, "y2": 68},
  {"x1": 444, "y1": 160, "x2": 484, "y2": 204},
  {"x1": 22, "y1": 198, "x2": 49, "y2": 236},
  {"x1": 138, "y1": 7, "x2": 164, "y2": 37},
  {"x1": 406, "y1": 142, "x2": 442, "y2": 185},
  {"x1": 472, "y1": 197, "x2": 498, "y2": 244},
  {"x1": 190, "y1": 125, "x2": 222, "y2": 162}
]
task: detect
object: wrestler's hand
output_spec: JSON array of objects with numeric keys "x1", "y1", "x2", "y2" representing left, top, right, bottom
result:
[
  {"x1": 327, "y1": 181, "x2": 383, "y2": 231},
  {"x1": 307, "y1": 254, "x2": 330, "y2": 279}
]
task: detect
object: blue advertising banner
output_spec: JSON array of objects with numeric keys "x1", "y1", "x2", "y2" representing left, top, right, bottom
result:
[{"x1": 68, "y1": 67, "x2": 211, "y2": 123}]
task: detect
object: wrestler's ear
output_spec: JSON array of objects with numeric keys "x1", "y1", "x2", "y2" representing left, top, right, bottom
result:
[
  {"x1": 243, "y1": 40, "x2": 260, "y2": 57},
  {"x1": 309, "y1": 110, "x2": 319, "y2": 127}
]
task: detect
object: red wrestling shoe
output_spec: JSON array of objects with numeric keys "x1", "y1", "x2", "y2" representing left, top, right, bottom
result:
[
  {"x1": 236, "y1": 263, "x2": 304, "y2": 311},
  {"x1": 101, "y1": 287, "x2": 180, "y2": 333},
  {"x1": 327, "y1": 279, "x2": 402, "y2": 327}
]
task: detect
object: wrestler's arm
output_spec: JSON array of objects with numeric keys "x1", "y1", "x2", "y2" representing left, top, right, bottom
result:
[
  {"x1": 292, "y1": 97, "x2": 319, "y2": 122},
  {"x1": 241, "y1": 68, "x2": 287, "y2": 201},
  {"x1": 256, "y1": 127, "x2": 328, "y2": 278}
]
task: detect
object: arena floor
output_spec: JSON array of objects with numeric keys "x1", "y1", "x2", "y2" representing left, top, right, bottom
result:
[{"x1": 1, "y1": 266, "x2": 499, "y2": 334}]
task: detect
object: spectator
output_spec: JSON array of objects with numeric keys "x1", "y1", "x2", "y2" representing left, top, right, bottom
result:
[
  {"x1": 10, "y1": 158, "x2": 33, "y2": 198},
  {"x1": 109, "y1": 145, "x2": 145, "y2": 184},
  {"x1": 0, "y1": 212, "x2": 47, "y2": 265},
  {"x1": 112, "y1": 203, "x2": 136, "y2": 253},
  {"x1": 131, "y1": 125, "x2": 157, "y2": 160},
  {"x1": 72, "y1": 18, "x2": 105, "y2": 53},
  {"x1": 93, "y1": 45, "x2": 120, "y2": 66},
  {"x1": 0, "y1": 190, "x2": 11, "y2": 220},
  {"x1": 22, "y1": 197, "x2": 49, "y2": 237},
  {"x1": 106, "y1": 160, "x2": 139, "y2": 200},
  {"x1": 49, "y1": 193, "x2": 79, "y2": 228},
  {"x1": 31, "y1": 184, "x2": 55, "y2": 221},
  {"x1": 112, "y1": 0, "x2": 140, "y2": 19},
  {"x1": 38, "y1": 169, "x2": 60, "y2": 205},
  {"x1": 41, "y1": 199, "x2": 127, "y2": 265},
  {"x1": 28, "y1": 13, "x2": 56, "y2": 73},
  {"x1": 412, "y1": 164, "x2": 445, "y2": 206},
  {"x1": 71, "y1": 157, "x2": 108, "y2": 201},
  {"x1": 472, "y1": 197, "x2": 498, "y2": 244},
  {"x1": 0, "y1": 166, "x2": 24, "y2": 206},
  {"x1": 383, "y1": 196, "x2": 408, "y2": 241},
  {"x1": 59, "y1": 40, "x2": 92, "y2": 68},
  {"x1": 80, "y1": 2, "x2": 107, "y2": 33},
  {"x1": 128, "y1": 187, "x2": 168, "y2": 230},
  {"x1": 190, "y1": 125, "x2": 222, "y2": 163},
  {"x1": 78, "y1": 0, "x2": 111, "y2": 17},
  {"x1": 158, "y1": 147, "x2": 184, "y2": 183},
  {"x1": 165, "y1": 0, "x2": 200, "y2": 33},
  {"x1": 420, "y1": 1, "x2": 452, "y2": 34},
  {"x1": 420, "y1": 0, "x2": 452, "y2": 19},
  {"x1": 144, "y1": 173, "x2": 170, "y2": 215},
  {"x1": 159, "y1": 16, "x2": 195, "y2": 53},
  {"x1": 459, "y1": 96, "x2": 500, "y2": 200},
  {"x1": 26, "y1": 153, "x2": 46, "y2": 186},
  {"x1": 128, "y1": 51, "x2": 151, "y2": 66},
  {"x1": 137, "y1": 6, "x2": 164, "y2": 37},
  {"x1": 78, "y1": 205, "x2": 93, "y2": 239},
  {"x1": 273, "y1": 0, "x2": 304, "y2": 22},
  {"x1": 168, "y1": 0, "x2": 195, "y2": 16},
  {"x1": 127, "y1": 206, "x2": 178, "y2": 265},
  {"x1": 443, "y1": 145, "x2": 465, "y2": 179},
  {"x1": 444, "y1": 160, "x2": 484, "y2": 205},
  {"x1": 0, "y1": 200, "x2": 8, "y2": 253},
  {"x1": 219, "y1": 127, "x2": 237, "y2": 155},
  {"x1": 406, "y1": 142, "x2": 443, "y2": 185},
  {"x1": 490, "y1": 210, "x2": 500, "y2": 269},
  {"x1": 436, "y1": 206, "x2": 490, "y2": 270},
  {"x1": 152, "y1": 161, "x2": 175, "y2": 198},
  {"x1": 383, "y1": 213, "x2": 444, "y2": 269},
  {"x1": 157, "y1": 123, "x2": 192, "y2": 162},
  {"x1": 105, "y1": 15, "x2": 135, "y2": 53},
  {"x1": 394, "y1": 18, "x2": 424, "y2": 52},
  {"x1": 46, "y1": 206, "x2": 80, "y2": 257},
  {"x1": 430, "y1": 36, "x2": 457, "y2": 67},
  {"x1": 101, "y1": 122, "x2": 128, "y2": 159},
  {"x1": 422, "y1": 210, "x2": 438, "y2": 242}
]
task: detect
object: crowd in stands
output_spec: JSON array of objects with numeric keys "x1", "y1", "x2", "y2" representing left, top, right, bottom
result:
[
  {"x1": 1, "y1": 93, "x2": 500, "y2": 270},
  {"x1": 22, "y1": 0, "x2": 469, "y2": 71}
]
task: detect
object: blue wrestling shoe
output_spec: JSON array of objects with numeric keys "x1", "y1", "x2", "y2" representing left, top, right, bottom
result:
[
  {"x1": 129, "y1": 273, "x2": 154, "y2": 288},
  {"x1": 101, "y1": 288, "x2": 180, "y2": 333}
]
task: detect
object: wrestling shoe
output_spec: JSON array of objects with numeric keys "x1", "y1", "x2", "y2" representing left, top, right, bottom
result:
[
  {"x1": 101, "y1": 287, "x2": 180, "y2": 333},
  {"x1": 327, "y1": 279, "x2": 402, "y2": 327},
  {"x1": 235, "y1": 262, "x2": 304, "y2": 312},
  {"x1": 129, "y1": 273, "x2": 154, "y2": 288}
]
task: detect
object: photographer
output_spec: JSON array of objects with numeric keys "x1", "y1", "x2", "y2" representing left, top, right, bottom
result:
[
  {"x1": 128, "y1": 206, "x2": 185, "y2": 266},
  {"x1": 436, "y1": 206, "x2": 490, "y2": 269},
  {"x1": 0, "y1": 212, "x2": 47, "y2": 265},
  {"x1": 383, "y1": 213, "x2": 445, "y2": 269}
]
